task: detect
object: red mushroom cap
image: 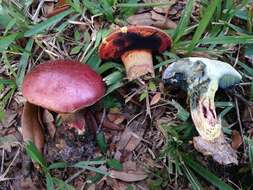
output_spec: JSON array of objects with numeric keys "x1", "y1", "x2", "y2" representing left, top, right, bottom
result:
[
  {"x1": 22, "y1": 60, "x2": 105, "y2": 113},
  {"x1": 99, "y1": 25, "x2": 172, "y2": 60}
]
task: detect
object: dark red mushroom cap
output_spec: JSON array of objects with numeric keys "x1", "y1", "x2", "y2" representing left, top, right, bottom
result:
[
  {"x1": 99, "y1": 25, "x2": 172, "y2": 60},
  {"x1": 22, "y1": 60, "x2": 105, "y2": 113}
]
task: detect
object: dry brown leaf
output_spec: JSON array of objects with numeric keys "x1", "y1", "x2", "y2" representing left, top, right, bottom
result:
[
  {"x1": 150, "y1": 92, "x2": 161, "y2": 105},
  {"x1": 21, "y1": 102, "x2": 44, "y2": 152},
  {"x1": 144, "y1": 0, "x2": 176, "y2": 14},
  {"x1": 127, "y1": 12, "x2": 176, "y2": 29},
  {"x1": 109, "y1": 170, "x2": 147, "y2": 182},
  {"x1": 127, "y1": 13, "x2": 154, "y2": 26},
  {"x1": 44, "y1": 0, "x2": 70, "y2": 18},
  {"x1": 115, "y1": 119, "x2": 146, "y2": 161},
  {"x1": 43, "y1": 109, "x2": 56, "y2": 138},
  {"x1": 122, "y1": 161, "x2": 137, "y2": 172},
  {"x1": 43, "y1": 2, "x2": 54, "y2": 17},
  {"x1": 231, "y1": 130, "x2": 242, "y2": 150},
  {"x1": 87, "y1": 184, "x2": 96, "y2": 190},
  {"x1": 193, "y1": 133, "x2": 238, "y2": 165},
  {"x1": 151, "y1": 11, "x2": 177, "y2": 29},
  {"x1": 107, "y1": 113, "x2": 126, "y2": 125},
  {"x1": 111, "y1": 179, "x2": 129, "y2": 190}
]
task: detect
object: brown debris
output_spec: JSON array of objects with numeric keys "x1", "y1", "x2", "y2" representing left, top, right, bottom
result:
[{"x1": 231, "y1": 130, "x2": 243, "y2": 150}]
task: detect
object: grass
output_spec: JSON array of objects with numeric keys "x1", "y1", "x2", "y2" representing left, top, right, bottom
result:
[{"x1": 1, "y1": 0, "x2": 253, "y2": 189}]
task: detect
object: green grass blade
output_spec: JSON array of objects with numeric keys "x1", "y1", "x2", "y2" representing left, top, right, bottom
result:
[
  {"x1": 173, "y1": 0, "x2": 195, "y2": 43},
  {"x1": 24, "y1": 9, "x2": 73, "y2": 37},
  {"x1": 46, "y1": 174, "x2": 55, "y2": 190},
  {"x1": 73, "y1": 160, "x2": 107, "y2": 167},
  {"x1": 199, "y1": 35, "x2": 253, "y2": 44},
  {"x1": 188, "y1": 0, "x2": 219, "y2": 52},
  {"x1": 48, "y1": 162, "x2": 68, "y2": 170},
  {"x1": 250, "y1": 81, "x2": 253, "y2": 101},
  {"x1": 25, "y1": 141, "x2": 48, "y2": 170},
  {"x1": 53, "y1": 178, "x2": 75, "y2": 190},
  {"x1": 184, "y1": 156, "x2": 234, "y2": 190},
  {"x1": 0, "y1": 33, "x2": 20, "y2": 52},
  {"x1": 116, "y1": 2, "x2": 170, "y2": 8},
  {"x1": 228, "y1": 56, "x2": 253, "y2": 77},
  {"x1": 16, "y1": 38, "x2": 34, "y2": 87},
  {"x1": 72, "y1": 161, "x2": 109, "y2": 176},
  {"x1": 181, "y1": 162, "x2": 204, "y2": 190},
  {"x1": 245, "y1": 137, "x2": 253, "y2": 175}
]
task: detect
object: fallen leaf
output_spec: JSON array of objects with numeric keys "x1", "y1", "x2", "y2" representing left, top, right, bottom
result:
[
  {"x1": 96, "y1": 112, "x2": 124, "y2": 131},
  {"x1": 87, "y1": 184, "x2": 96, "y2": 190},
  {"x1": 44, "y1": 0, "x2": 70, "y2": 18},
  {"x1": 127, "y1": 12, "x2": 176, "y2": 29},
  {"x1": 110, "y1": 179, "x2": 130, "y2": 190},
  {"x1": 150, "y1": 92, "x2": 161, "y2": 105},
  {"x1": 42, "y1": 109, "x2": 56, "y2": 138},
  {"x1": 151, "y1": 11, "x2": 177, "y2": 29},
  {"x1": 122, "y1": 161, "x2": 136, "y2": 172},
  {"x1": 144, "y1": 0, "x2": 176, "y2": 14},
  {"x1": 127, "y1": 13, "x2": 154, "y2": 26},
  {"x1": 231, "y1": 130, "x2": 242, "y2": 150},
  {"x1": 193, "y1": 133, "x2": 238, "y2": 165},
  {"x1": 109, "y1": 170, "x2": 147, "y2": 182},
  {"x1": 107, "y1": 113, "x2": 126, "y2": 125},
  {"x1": 115, "y1": 118, "x2": 146, "y2": 161},
  {"x1": 21, "y1": 102, "x2": 44, "y2": 152},
  {"x1": 43, "y1": 2, "x2": 54, "y2": 17}
]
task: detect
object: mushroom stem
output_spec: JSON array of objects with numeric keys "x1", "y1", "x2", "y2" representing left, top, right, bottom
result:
[
  {"x1": 60, "y1": 112, "x2": 86, "y2": 134},
  {"x1": 121, "y1": 49, "x2": 154, "y2": 81},
  {"x1": 189, "y1": 80, "x2": 221, "y2": 141}
]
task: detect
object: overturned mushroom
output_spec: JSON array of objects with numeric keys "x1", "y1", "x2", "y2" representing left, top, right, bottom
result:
[
  {"x1": 163, "y1": 57, "x2": 241, "y2": 164},
  {"x1": 99, "y1": 25, "x2": 172, "y2": 81},
  {"x1": 22, "y1": 60, "x2": 105, "y2": 142}
]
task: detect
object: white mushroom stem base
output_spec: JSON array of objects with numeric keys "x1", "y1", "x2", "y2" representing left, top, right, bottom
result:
[
  {"x1": 121, "y1": 49, "x2": 155, "y2": 81},
  {"x1": 193, "y1": 134, "x2": 238, "y2": 164},
  {"x1": 60, "y1": 112, "x2": 86, "y2": 134},
  {"x1": 189, "y1": 80, "x2": 221, "y2": 141}
]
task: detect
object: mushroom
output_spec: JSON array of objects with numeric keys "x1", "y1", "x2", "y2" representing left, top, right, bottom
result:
[
  {"x1": 99, "y1": 25, "x2": 172, "y2": 81},
  {"x1": 22, "y1": 60, "x2": 105, "y2": 137},
  {"x1": 163, "y1": 57, "x2": 241, "y2": 164}
]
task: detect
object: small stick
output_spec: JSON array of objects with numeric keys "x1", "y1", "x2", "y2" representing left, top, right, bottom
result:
[{"x1": 235, "y1": 97, "x2": 246, "y2": 155}]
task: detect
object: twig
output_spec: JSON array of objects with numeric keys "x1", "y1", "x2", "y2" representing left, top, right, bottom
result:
[
  {"x1": 234, "y1": 97, "x2": 247, "y2": 156},
  {"x1": 0, "y1": 149, "x2": 4, "y2": 174},
  {"x1": 64, "y1": 168, "x2": 86, "y2": 184},
  {"x1": 0, "y1": 148, "x2": 20, "y2": 181},
  {"x1": 98, "y1": 108, "x2": 106, "y2": 131},
  {"x1": 233, "y1": 45, "x2": 240, "y2": 67},
  {"x1": 32, "y1": 0, "x2": 45, "y2": 22}
]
